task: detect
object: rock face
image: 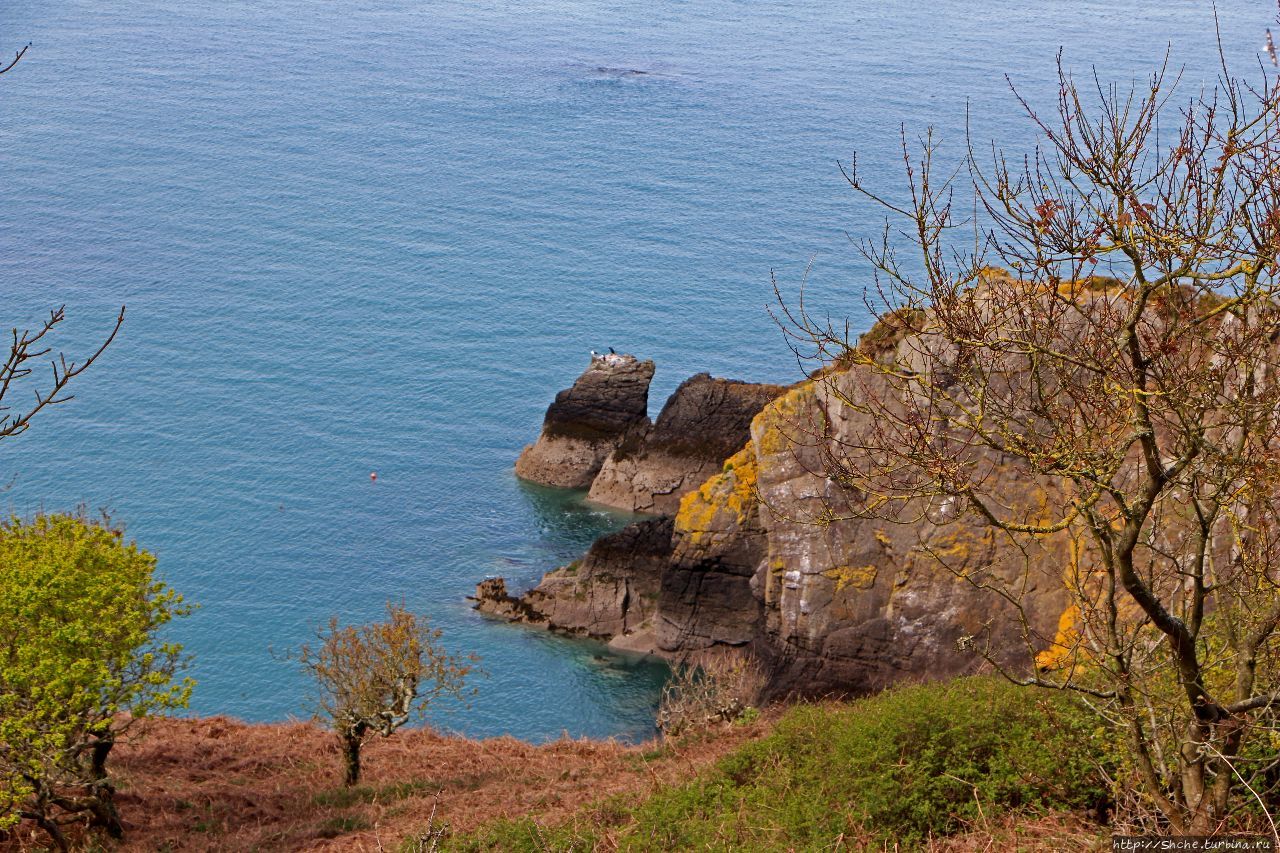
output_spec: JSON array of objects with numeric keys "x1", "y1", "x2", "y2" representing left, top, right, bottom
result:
[
  {"x1": 515, "y1": 355, "x2": 655, "y2": 489},
  {"x1": 741, "y1": 374, "x2": 1068, "y2": 697},
  {"x1": 474, "y1": 517, "x2": 674, "y2": 646},
  {"x1": 658, "y1": 444, "x2": 768, "y2": 653},
  {"x1": 587, "y1": 374, "x2": 787, "y2": 515},
  {"x1": 524, "y1": 516, "x2": 674, "y2": 641}
]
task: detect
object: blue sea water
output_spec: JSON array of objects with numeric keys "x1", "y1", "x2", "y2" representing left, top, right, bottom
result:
[{"x1": 0, "y1": 0, "x2": 1265, "y2": 741}]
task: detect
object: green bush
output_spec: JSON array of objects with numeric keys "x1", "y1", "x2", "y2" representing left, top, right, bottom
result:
[
  {"x1": 630, "y1": 676, "x2": 1107, "y2": 849},
  {"x1": 0, "y1": 513, "x2": 193, "y2": 847},
  {"x1": 451, "y1": 676, "x2": 1109, "y2": 851}
]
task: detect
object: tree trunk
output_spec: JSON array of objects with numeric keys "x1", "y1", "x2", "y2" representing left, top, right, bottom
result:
[
  {"x1": 32, "y1": 814, "x2": 68, "y2": 853},
  {"x1": 86, "y1": 784, "x2": 123, "y2": 839},
  {"x1": 341, "y1": 734, "x2": 361, "y2": 787},
  {"x1": 90, "y1": 735, "x2": 112, "y2": 780},
  {"x1": 88, "y1": 735, "x2": 124, "y2": 838}
]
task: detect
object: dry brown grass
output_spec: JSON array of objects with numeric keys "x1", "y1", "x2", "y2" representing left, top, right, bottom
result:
[
  {"x1": 0, "y1": 715, "x2": 769, "y2": 852},
  {"x1": 922, "y1": 811, "x2": 1107, "y2": 852},
  {"x1": 0, "y1": 712, "x2": 1116, "y2": 852}
]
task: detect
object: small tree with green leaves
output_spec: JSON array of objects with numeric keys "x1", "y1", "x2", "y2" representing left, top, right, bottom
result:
[
  {"x1": 0, "y1": 513, "x2": 192, "y2": 850},
  {"x1": 298, "y1": 604, "x2": 475, "y2": 786}
]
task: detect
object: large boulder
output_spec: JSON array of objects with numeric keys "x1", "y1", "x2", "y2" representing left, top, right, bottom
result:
[
  {"x1": 587, "y1": 374, "x2": 787, "y2": 515},
  {"x1": 515, "y1": 355, "x2": 655, "y2": 489}
]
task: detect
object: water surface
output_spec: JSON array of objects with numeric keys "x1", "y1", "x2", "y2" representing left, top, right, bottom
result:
[{"x1": 0, "y1": 0, "x2": 1264, "y2": 739}]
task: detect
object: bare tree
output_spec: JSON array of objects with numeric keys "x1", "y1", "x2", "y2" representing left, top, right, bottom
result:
[
  {"x1": 0, "y1": 306, "x2": 126, "y2": 441},
  {"x1": 297, "y1": 604, "x2": 476, "y2": 786},
  {"x1": 656, "y1": 652, "x2": 766, "y2": 736},
  {"x1": 779, "y1": 52, "x2": 1280, "y2": 832}
]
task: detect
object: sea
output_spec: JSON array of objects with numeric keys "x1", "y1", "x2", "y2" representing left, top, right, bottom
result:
[{"x1": 0, "y1": 0, "x2": 1264, "y2": 741}]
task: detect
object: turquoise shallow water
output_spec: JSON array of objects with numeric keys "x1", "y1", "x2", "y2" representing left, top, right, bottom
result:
[{"x1": 0, "y1": 0, "x2": 1265, "y2": 740}]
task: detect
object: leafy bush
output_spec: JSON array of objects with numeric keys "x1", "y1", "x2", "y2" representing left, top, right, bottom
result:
[
  {"x1": 631, "y1": 677, "x2": 1108, "y2": 848},
  {"x1": 0, "y1": 513, "x2": 192, "y2": 849},
  {"x1": 451, "y1": 676, "x2": 1110, "y2": 851},
  {"x1": 444, "y1": 815, "x2": 600, "y2": 852}
]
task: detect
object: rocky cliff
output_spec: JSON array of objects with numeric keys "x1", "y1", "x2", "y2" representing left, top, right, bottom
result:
[
  {"x1": 489, "y1": 342, "x2": 1071, "y2": 699},
  {"x1": 474, "y1": 517, "x2": 674, "y2": 649},
  {"x1": 737, "y1": 371, "x2": 1068, "y2": 696}
]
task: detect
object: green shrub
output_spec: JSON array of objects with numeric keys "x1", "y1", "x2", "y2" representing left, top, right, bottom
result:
[
  {"x1": 450, "y1": 677, "x2": 1110, "y2": 851},
  {"x1": 624, "y1": 676, "x2": 1108, "y2": 849},
  {"x1": 0, "y1": 513, "x2": 192, "y2": 846},
  {"x1": 447, "y1": 814, "x2": 601, "y2": 851},
  {"x1": 317, "y1": 814, "x2": 372, "y2": 838}
]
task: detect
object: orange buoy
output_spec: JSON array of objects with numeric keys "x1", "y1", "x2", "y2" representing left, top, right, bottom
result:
[{"x1": 370, "y1": 472, "x2": 378, "y2": 482}]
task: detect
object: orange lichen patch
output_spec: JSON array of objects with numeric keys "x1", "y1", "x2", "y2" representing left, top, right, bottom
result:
[
  {"x1": 823, "y1": 564, "x2": 878, "y2": 593},
  {"x1": 753, "y1": 382, "x2": 821, "y2": 456},
  {"x1": 1055, "y1": 275, "x2": 1128, "y2": 298},
  {"x1": 976, "y1": 265, "x2": 1015, "y2": 283},
  {"x1": 675, "y1": 444, "x2": 759, "y2": 545},
  {"x1": 920, "y1": 527, "x2": 996, "y2": 572},
  {"x1": 1036, "y1": 605, "x2": 1083, "y2": 671}
]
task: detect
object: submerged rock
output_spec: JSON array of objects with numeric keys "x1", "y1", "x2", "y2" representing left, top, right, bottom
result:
[{"x1": 515, "y1": 354, "x2": 655, "y2": 489}]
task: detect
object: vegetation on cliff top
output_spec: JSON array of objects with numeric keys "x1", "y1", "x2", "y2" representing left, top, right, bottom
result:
[{"x1": 453, "y1": 677, "x2": 1111, "y2": 851}]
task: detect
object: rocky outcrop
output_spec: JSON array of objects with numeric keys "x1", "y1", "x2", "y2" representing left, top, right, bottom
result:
[
  {"x1": 587, "y1": 374, "x2": 787, "y2": 515},
  {"x1": 658, "y1": 445, "x2": 768, "y2": 652},
  {"x1": 515, "y1": 355, "x2": 655, "y2": 489},
  {"x1": 524, "y1": 516, "x2": 673, "y2": 641},
  {"x1": 473, "y1": 517, "x2": 674, "y2": 648},
  {"x1": 471, "y1": 578, "x2": 541, "y2": 623},
  {"x1": 497, "y1": 330, "x2": 1071, "y2": 700},
  {"x1": 516, "y1": 356, "x2": 785, "y2": 509}
]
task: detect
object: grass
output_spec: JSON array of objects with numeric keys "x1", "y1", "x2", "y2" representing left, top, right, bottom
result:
[
  {"x1": 317, "y1": 814, "x2": 373, "y2": 838},
  {"x1": 312, "y1": 778, "x2": 437, "y2": 808}
]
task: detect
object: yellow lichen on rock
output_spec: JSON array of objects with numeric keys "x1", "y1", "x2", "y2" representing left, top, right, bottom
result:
[
  {"x1": 823, "y1": 564, "x2": 878, "y2": 593},
  {"x1": 1035, "y1": 604, "x2": 1082, "y2": 671},
  {"x1": 753, "y1": 382, "x2": 820, "y2": 456},
  {"x1": 674, "y1": 443, "x2": 759, "y2": 545}
]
